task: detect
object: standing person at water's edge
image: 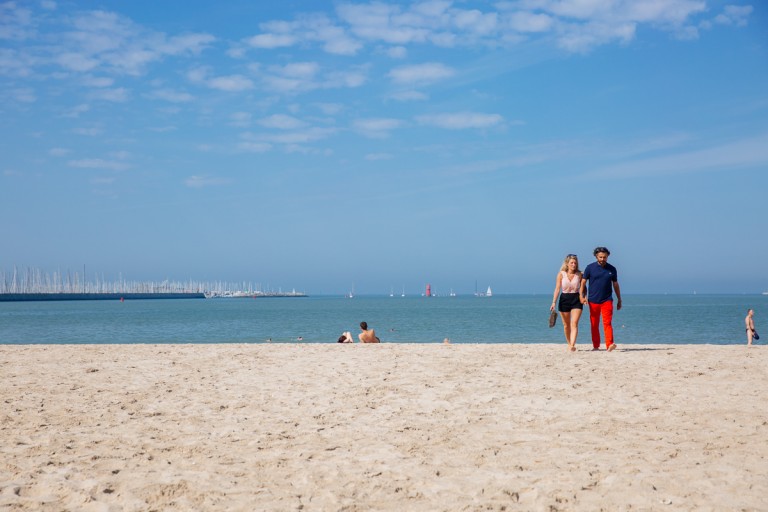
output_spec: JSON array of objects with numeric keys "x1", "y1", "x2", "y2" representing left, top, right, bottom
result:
[
  {"x1": 580, "y1": 247, "x2": 622, "y2": 351},
  {"x1": 550, "y1": 254, "x2": 584, "y2": 351},
  {"x1": 745, "y1": 309, "x2": 757, "y2": 346}
]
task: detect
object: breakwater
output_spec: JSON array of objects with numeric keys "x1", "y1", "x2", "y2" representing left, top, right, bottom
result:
[{"x1": 0, "y1": 292, "x2": 205, "y2": 302}]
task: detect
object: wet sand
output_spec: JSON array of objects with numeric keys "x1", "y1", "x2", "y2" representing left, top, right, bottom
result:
[{"x1": 1, "y1": 343, "x2": 767, "y2": 511}]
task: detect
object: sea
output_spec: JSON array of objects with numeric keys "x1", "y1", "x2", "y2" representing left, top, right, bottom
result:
[{"x1": 0, "y1": 294, "x2": 764, "y2": 345}]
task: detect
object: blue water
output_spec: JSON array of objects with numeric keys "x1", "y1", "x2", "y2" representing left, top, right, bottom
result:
[{"x1": 0, "y1": 295, "x2": 764, "y2": 345}]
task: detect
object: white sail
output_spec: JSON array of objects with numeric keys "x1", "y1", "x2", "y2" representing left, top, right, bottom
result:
[{"x1": 486, "y1": 286, "x2": 492, "y2": 297}]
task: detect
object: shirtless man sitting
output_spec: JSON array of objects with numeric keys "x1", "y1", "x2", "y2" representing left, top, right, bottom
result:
[{"x1": 358, "y1": 321, "x2": 381, "y2": 343}]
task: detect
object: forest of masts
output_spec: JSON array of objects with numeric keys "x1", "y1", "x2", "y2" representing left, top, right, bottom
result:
[{"x1": 0, "y1": 267, "x2": 279, "y2": 295}]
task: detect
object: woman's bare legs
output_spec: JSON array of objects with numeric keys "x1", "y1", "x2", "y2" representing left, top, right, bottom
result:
[
  {"x1": 569, "y1": 308, "x2": 583, "y2": 351},
  {"x1": 560, "y1": 311, "x2": 571, "y2": 349}
]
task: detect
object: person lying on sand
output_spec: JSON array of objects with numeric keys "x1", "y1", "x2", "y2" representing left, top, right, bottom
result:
[
  {"x1": 337, "y1": 331, "x2": 354, "y2": 343},
  {"x1": 358, "y1": 321, "x2": 380, "y2": 343}
]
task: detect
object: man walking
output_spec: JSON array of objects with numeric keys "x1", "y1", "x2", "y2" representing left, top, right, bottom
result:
[{"x1": 580, "y1": 246, "x2": 622, "y2": 351}]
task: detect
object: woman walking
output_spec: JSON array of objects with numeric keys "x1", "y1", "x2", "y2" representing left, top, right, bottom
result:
[{"x1": 550, "y1": 254, "x2": 583, "y2": 351}]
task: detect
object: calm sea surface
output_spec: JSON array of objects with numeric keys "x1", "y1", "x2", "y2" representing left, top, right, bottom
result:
[{"x1": 0, "y1": 295, "x2": 764, "y2": 345}]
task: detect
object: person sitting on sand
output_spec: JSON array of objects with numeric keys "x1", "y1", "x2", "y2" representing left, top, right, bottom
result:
[
  {"x1": 337, "y1": 331, "x2": 354, "y2": 343},
  {"x1": 358, "y1": 321, "x2": 380, "y2": 343}
]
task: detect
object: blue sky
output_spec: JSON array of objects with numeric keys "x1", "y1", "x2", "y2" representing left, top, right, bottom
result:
[{"x1": 1, "y1": 0, "x2": 766, "y2": 295}]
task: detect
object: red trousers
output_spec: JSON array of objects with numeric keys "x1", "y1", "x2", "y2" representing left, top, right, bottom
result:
[{"x1": 588, "y1": 300, "x2": 614, "y2": 349}]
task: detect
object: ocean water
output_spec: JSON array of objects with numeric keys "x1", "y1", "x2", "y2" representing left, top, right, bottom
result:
[{"x1": 1, "y1": 294, "x2": 764, "y2": 345}]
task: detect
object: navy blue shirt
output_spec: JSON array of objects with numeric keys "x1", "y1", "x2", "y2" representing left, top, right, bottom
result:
[{"x1": 583, "y1": 261, "x2": 618, "y2": 304}]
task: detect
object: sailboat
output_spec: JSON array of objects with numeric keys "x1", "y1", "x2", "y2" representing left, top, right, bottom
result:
[
  {"x1": 401, "y1": 285, "x2": 405, "y2": 297},
  {"x1": 485, "y1": 286, "x2": 493, "y2": 297},
  {"x1": 390, "y1": 286, "x2": 394, "y2": 297}
]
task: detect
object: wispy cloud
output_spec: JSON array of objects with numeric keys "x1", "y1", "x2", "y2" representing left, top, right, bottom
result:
[
  {"x1": 353, "y1": 118, "x2": 402, "y2": 138},
  {"x1": 389, "y1": 90, "x2": 428, "y2": 101},
  {"x1": 68, "y1": 158, "x2": 130, "y2": 171},
  {"x1": 257, "y1": 114, "x2": 306, "y2": 130},
  {"x1": 240, "y1": 127, "x2": 337, "y2": 147},
  {"x1": 365, "y1": 152, "x2": 393, "y2": 160},
  {"x1": 207, "y1": 75, "x2": 254, "y2": 92},
  {"x1": 185, "y1": 175, "x2": 232, "y2": 188},
  {"x1": 415, "y1": 112, "x2": 503, "y2": 129},
  {"x1": 2, "y1": 7, "x2": 214, "y2": 80},
  {"x1": 388, "y1": 62, "x2": 454, "y2": 85},
  {"x1": 583, "y1": 133, "x2": 768, "y2": 179},
  {"x1": 148, "y1": 88, "x2": 194, "y2": 103}
]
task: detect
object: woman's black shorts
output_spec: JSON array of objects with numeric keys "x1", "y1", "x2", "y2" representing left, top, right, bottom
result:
[{"x1": 558, "y1": 293, "x2": 583, "y2": 312}]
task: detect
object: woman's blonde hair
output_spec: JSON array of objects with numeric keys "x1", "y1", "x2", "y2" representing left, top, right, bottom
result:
[{"x1": 560, "y1": 254, "x2": 580, "y2": 272}]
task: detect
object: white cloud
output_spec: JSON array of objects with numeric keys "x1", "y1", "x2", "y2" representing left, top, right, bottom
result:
[
  {"x1": 9, "y1": 8, "x2": 215, "y2": 79},
  {"x1": 247, "y1": 33, "x2": 298, "y2": 48},
  {"x1": 365, "y1": 153, "x2": 393, "y2": 160},
  {"x1": 81, "y1": 75, "x2": 113, "y2": 87},
  {"x1": 0, "y1": 3, "x2": 34, "y2": 40},
  {"x1": 389, "y1": 90, "x2": 428, "y2": 101},
  {"x1": 506, "y1": 11, "x2": 554, "y2": 33},
  {"x1": 353, "y1": 117, "x2": 402, "y2": 138},
  {"x1": 242, "y1": 127, "x2": 336, "y2": 145},
  {"x1": 186, "y1": 66, "x2": 209, "y2": 83},
  {"x1": 386, "y1": 45, "x2": 408, "y2": 58},
  {"x1": 72, "y1": 126, "x2": 103, "y2": 136},
  {"x1": 56, "y1": 52, "x2": 99, "y2": 72},
  {"x1": 388, "y1": 62, "x2": 454, "y2": 85},
  {"x1": 207, "y1": 75, "x2": 254, "y2": 92},
  {"x1": 257, "y1": 114, "x2": 306, "y2": 130},
  {"x1": 62, "y1": 103, "x2": 91, "y2": 119},
  {"x1": 303, "y1": 15, "x2": 362, "y2": 55},
  {"x1": 453, "y1": 9, "x2": 498, "y2": 35},
  {"x1": 325, "y1": 68, "x2": 367, "y2": 88},
  {"x1": 49, "y1": 147, "x2": 71, "y2": 157},
  {"x1": 230, "y1": 112, "x2": 252, "y2": 127},
  {"x1": 68, "y1": 158, "x2": 130, "y2": 171},
  {"x1": 557, "y1": 21, "x2": 637, "y2": 53},
  {"x1": 0, "y1": 48, "x2": 35, "y2": 77},
  {"x1": 714, "y1": 5, "x2": 753, "y2": 27},
  {"x1": 337, "y1": 3, "x2": 431, "y2": 44},
  {"x1": 90, "y1": 87, "x2": 129, "y2": 102},
  {"x1": 149, "y1": 88, "x2": 193, "y2": 103},
  {"x1": 314, "y1": 103, "x2": 344, "y2": 115},
  {"x1": 185, "y1": 175, "x2": 232, "y2": 188},
  {"x1": 12, "y1": 87, "x2": 36, "y2": 103},
  {"x1": 415, "y1": 112, "x2": 503, "y2": 129},
  {"x1": 158, "y1": 33, "x2": 215, "y2": 55},
  {"x1": 277, "y1": 62, "x2": 320, "y2": 79},
  {"x1": 237, "y1": 142, "x2": 273, "y2": 153}
]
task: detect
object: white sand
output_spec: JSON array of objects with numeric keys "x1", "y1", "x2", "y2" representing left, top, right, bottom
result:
[{"x1": 1, "y1": 344, "x2": 767, "y2": 511}]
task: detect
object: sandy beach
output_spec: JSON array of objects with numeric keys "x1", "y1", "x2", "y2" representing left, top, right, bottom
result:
[{"x1": 1, "y1": 343, "x2": 766, "y2": 511}]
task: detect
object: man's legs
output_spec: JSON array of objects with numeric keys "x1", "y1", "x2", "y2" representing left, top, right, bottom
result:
[
  {"x1": 589, "y1": 302, "x2": 602, "y2": 349},
  {"x1": 601, "y1": 300, "x2": 614, "y2": 349}
]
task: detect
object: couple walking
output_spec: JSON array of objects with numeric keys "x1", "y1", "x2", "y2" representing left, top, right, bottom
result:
[{"x1": 550, "y1": 247, "x2": 622, "y2": 352}]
